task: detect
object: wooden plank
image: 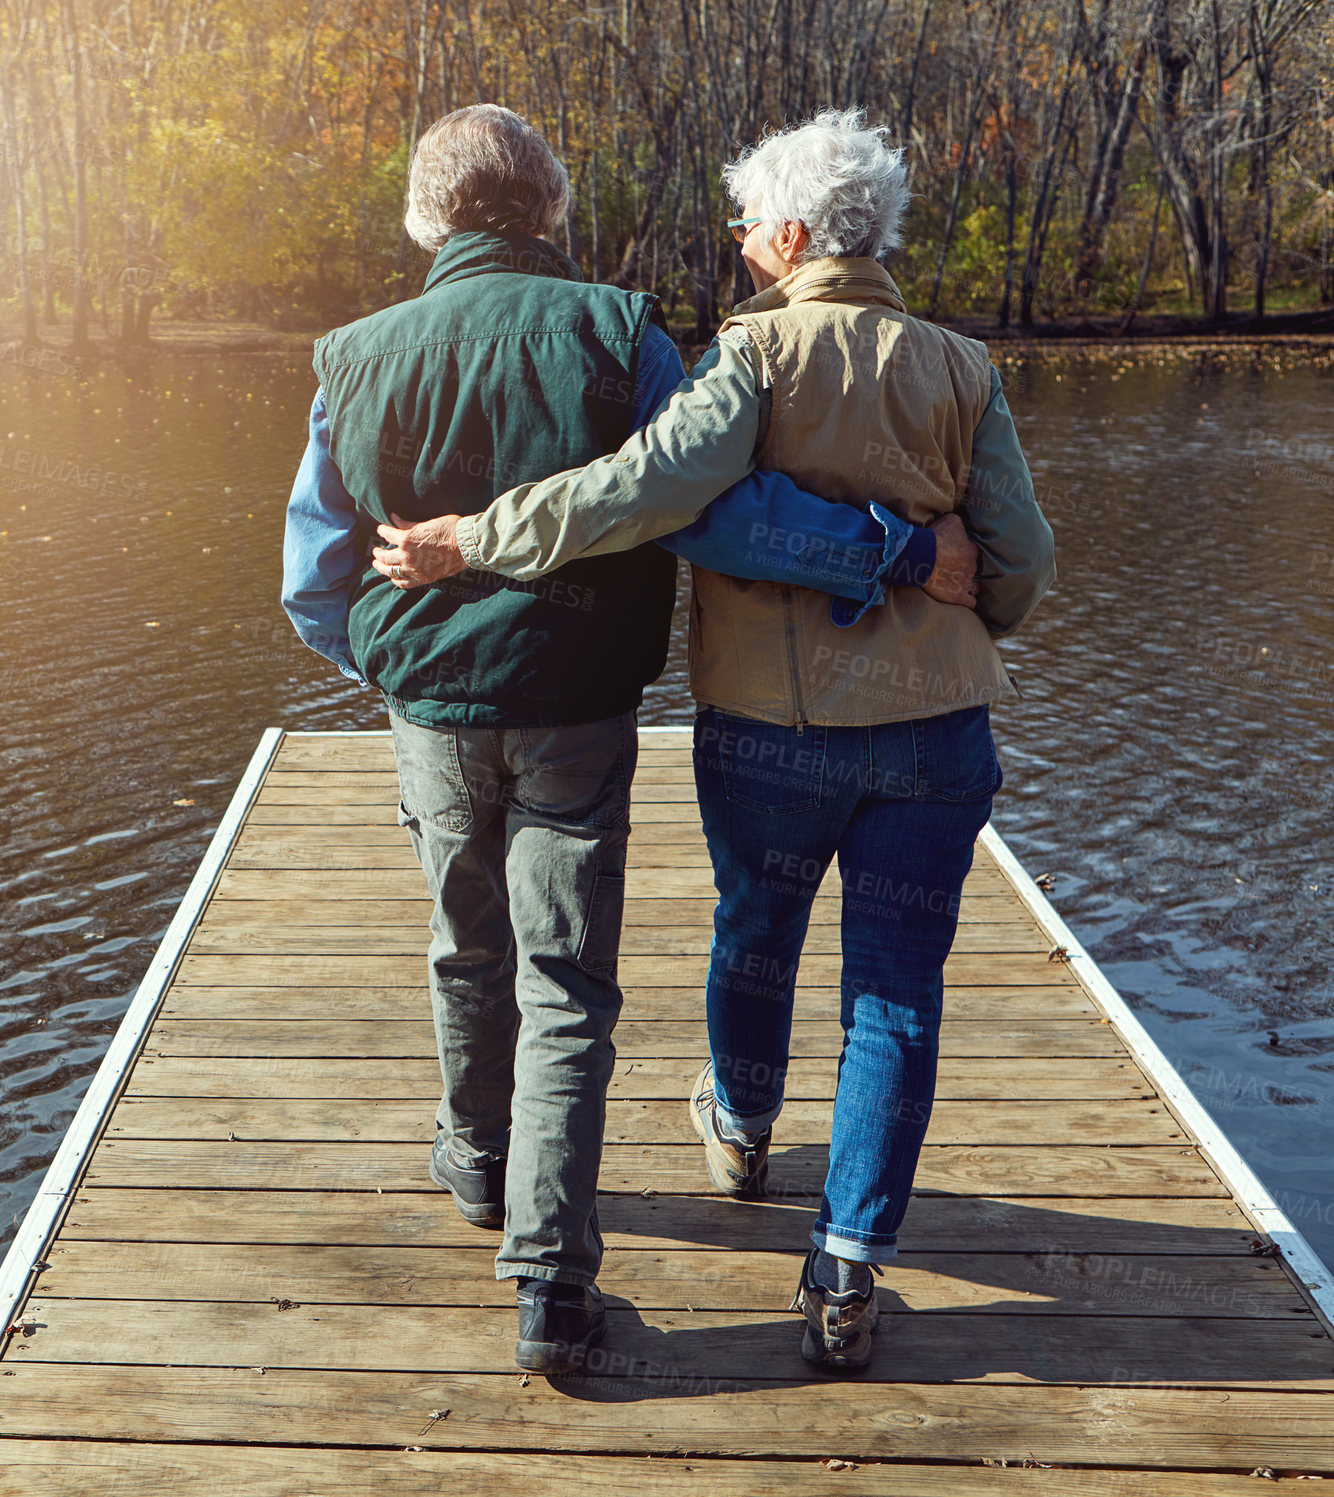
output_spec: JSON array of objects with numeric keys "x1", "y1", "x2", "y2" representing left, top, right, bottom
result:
[
  {"x1": 238, "y1": 793, "x2": 1024, "y2": 822},
  {"x1": 142, "y1": 1018, "x2": 1127, "y2": 1060},
  {"x1": 123, "y1": 1055, "x2": 1145, "y2": 1101},
  {"x1": 224, "y1": 846, "x2": 722, "y2": 873},
  {"x1": 13, "y1": 1444, "x2": 1333, "y2": 1497},
  {"x1": 220, "y1": 847, "x2": 688, "y2": 870},
  {"x1": 229, "y1": 823, "x2": 1018, "y2": 863},
  {"x1": 246, "y1": 801, "x2": 737, "y2": 824},
  {"x1": 259, "y1": 765, "x2": 702, "y2": 789},
  {"x1": 104, "y1": 1097, "x2": 1184, "y2": 1146},
  {"x1": 82, "y1": 1141, "x2": 1227, "y2": 1197},
  {"x1": 225, "y1": 825, "x2": 1018, "y2": 871},
  {"x1": 11, "y1": 1298, "x2": 1328, "y2": 1385},
  {"x1": 222, "y1": 849, "x2": 1017, "y2": 883},
  {"x1": 57, "y1": 1188, "x2": 1263, "y2": 1254},
  {"x1": 184, "y1": 926, "x2": 1051, "y2": 956},
  {"x1": 213, "y1": 867, "x2": 1023, "y2": 902},
  {"x1": 233, "y1": 824, "x2": 726, "y2": 847},
  {"x1": 257, "y1": 774, "x2": 705, "y2": 798},
  {"x1": 36, "y1": 1241, "x2": 1303, "y2": 1318},
  {"x1": 3, "y1": 1383, "x2": 1331, "y2": 1477},
  {"x1": 171, "y1": 953, "x2": 1079, "y2": 988},
  {"x1": 190, "y1": 895, "x2": 1045, "y2": 928},
  {"x1": 160, "y1": 985, "x2": 1101, "y2": 1021},
  {"x1": 271, "y1": 734, "x2": 692, "y2": 762}
]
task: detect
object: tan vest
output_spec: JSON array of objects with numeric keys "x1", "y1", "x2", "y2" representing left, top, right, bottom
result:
[{"x1": 688, "y1": 258, "x2": 1016, "y2": 726}]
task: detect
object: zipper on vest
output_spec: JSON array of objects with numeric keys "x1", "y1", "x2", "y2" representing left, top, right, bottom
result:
[{"x1": 782, "y1": 585, "x2": 807, "y2": 732}]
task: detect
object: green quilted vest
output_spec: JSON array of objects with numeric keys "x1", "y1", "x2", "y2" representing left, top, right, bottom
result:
[{"x1": 314, "y1": 230, "x2": 676, "y2": 727}]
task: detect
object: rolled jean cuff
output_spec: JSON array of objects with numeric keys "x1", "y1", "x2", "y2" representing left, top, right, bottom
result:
[
  {"x1": 812, "y1": 1225, "x2": 900, "y2": 1266},
  {"x1": 712, "y1": 1094, "x2": 783, "y2": 1138},
  {"x1": 496, "y1": 1266, "x2": 596, "y2": 1289}
]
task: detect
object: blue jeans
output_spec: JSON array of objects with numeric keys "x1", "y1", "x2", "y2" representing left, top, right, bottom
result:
[{"x1": 693, "y1": 705, "x2": 1002, "y2": 1264}]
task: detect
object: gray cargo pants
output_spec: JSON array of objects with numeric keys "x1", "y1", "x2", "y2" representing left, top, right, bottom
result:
[{"x1": 389, "y1": 710, "x2": 635, "y2": 1287}]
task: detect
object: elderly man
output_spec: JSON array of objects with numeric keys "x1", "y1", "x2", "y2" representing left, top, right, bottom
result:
[
  {"x1": 282, "y1": 104, "x2": 973, "y2": 1374},
  {"x1": 371, "y1": 108, "x2": 1056, "y2": 1372}
]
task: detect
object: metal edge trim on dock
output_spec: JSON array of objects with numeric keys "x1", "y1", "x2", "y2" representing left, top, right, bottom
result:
[
  {"x1": 981, "y1": 821, "x2": 1334, "y2": 1333},
  {"x1": 0, "y1": 728, "x2": 287, "y2": 1335}
]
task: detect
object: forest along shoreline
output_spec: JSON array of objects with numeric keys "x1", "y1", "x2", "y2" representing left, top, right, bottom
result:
[{"x1": 4, "y1": 314, "x2": 1334, "y2": 364}]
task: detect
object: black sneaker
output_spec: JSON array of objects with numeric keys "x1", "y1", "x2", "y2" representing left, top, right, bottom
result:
[
  {"x1": 791, "y1": 1247, "x2": 881, "y2": 1371},
  {"x1": 688, "y1": 1062, "x2": 770, "y2": 1197},
  {"x1": 514, "y1": 1279, "x2": 607, "y2": 1374},
  {"x1": 429, "y1": 1136, "x2": 505, "y2": 1229}
]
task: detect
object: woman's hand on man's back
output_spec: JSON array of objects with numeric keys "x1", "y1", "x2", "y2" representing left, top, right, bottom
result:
[{"x1": 923, "y1": 514, "x2": 981, "y2": 609}]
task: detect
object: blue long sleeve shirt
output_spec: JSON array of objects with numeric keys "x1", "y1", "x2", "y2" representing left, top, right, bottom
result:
[{"x1": 282, "y1": 321, "x2": 931, "y2": 682}]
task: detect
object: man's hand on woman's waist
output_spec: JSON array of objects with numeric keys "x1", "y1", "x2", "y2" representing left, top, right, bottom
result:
[{"x1": 373, "y1": 511, "x2": 467, "y2": 589}]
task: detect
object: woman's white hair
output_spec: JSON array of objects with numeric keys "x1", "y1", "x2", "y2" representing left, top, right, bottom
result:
[
  {"x1": 404, "y1": 104, "x2": 571, "y2": 251},
  {"x1": 722, "y1": 107, "x2": 910, "y2": 262}
]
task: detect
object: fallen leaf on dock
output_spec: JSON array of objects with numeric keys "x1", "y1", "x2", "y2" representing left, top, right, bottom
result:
[
  {"x1": 270, "y1": 1297, "x2": 299, "y2": 1311},
  {"x1": 823, "y1": 1459, "x2": 857, "y2": 1471},
  {"x1": 1047, "y1": 945, "x2": 1069, "y2": 962}
]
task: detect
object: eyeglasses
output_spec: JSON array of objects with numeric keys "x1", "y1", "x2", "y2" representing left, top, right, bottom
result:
[{"x1": 727, "y1": 216, "x2": 764, "y2": 244}]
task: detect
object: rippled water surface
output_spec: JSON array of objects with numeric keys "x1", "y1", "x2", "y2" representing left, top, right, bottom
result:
[{"x1": 2, "y1": 344, "x2": 1331, "y2": 1264}]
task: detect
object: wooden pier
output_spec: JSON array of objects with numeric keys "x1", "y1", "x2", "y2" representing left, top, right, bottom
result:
[{"x1": 3, "y1": 727, "x2": 1333, "y2": 1491}]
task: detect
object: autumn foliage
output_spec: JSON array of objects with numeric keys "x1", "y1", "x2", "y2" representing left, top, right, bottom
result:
[{"x1": 1, "y1": 0, "x2": 1331, "y2": 347}]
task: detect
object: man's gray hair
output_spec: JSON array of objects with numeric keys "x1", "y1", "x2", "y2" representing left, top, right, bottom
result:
[
  {"x1": 404, "y1": 104, "x2": 571, "y2": 251},
  {"x1": 722, "y1": 107, "x2": 910, "y2": 262}
]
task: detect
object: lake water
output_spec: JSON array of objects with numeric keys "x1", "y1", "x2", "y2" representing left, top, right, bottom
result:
[{"x1": 1, "y1": 342, "x2": 1331, "y2": 1264}]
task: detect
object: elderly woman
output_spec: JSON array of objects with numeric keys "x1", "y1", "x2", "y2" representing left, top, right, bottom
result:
[{"x1": 375, "y1": 108, "x2": 1055, "y2": 1370}]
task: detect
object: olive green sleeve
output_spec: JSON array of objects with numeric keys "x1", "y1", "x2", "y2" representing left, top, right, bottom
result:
[
  {"x1": 965, "y1": 365, "x2": 1057, "y2": 637},
  {"x1": 456, "y1": 332, "x2": 763, "y2": 580}
]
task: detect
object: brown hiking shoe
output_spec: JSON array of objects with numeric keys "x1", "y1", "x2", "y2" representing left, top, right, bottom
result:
[
  {"x1": 688, "y1": 1061, "x2": 770, "y2": 1197},
  {"x1": 791, "y1": 1247, "x2": 882, "y2": 1371}
]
